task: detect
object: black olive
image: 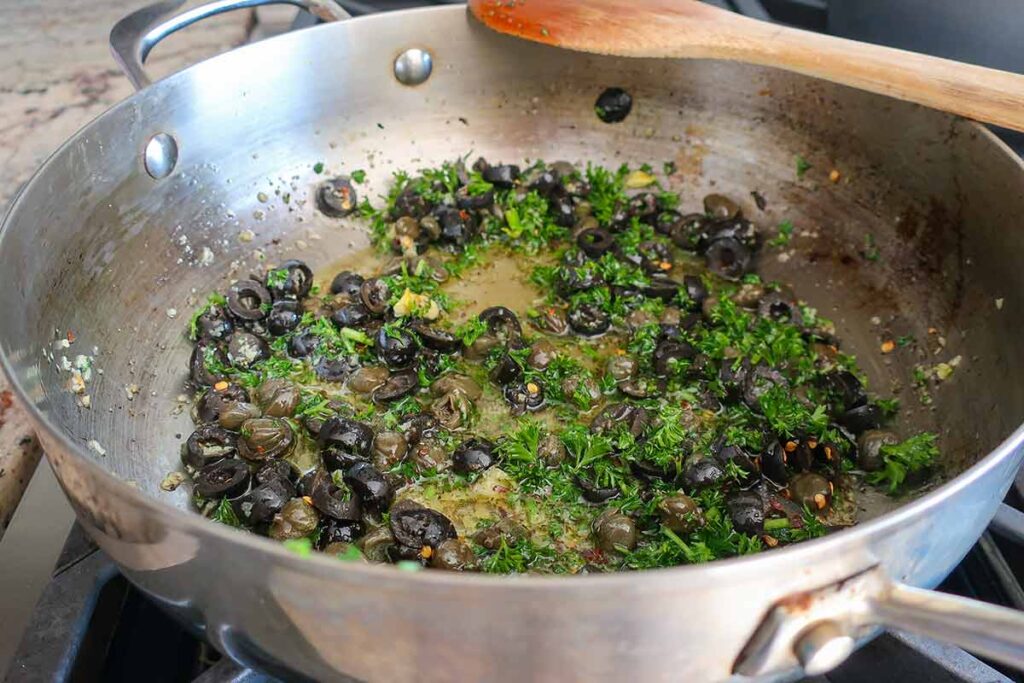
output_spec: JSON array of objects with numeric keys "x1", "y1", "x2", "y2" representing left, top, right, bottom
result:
[
  {"x1": 237, "y1": 418, "x2": 294, "y2": 462},
  {"x1": 183, "y1": 425, "x2": 237, "y2": 469},
  {"x1": 489, "y1": 352, "x2": 524, "y2": 385},
  {"x1": 331, "y1": 302, "x2": 372, "y2": 328},
  {"x1": 256, "y1": 460, "x2": 296, "y2": 487},
  {"x1": 393, "y1": 186, "x2": 429, "y2": 219},
  {"x1": 226, "y1": 332, "x2": 270, "y2": 369},
  {"x1": 318, "y1": 176, "x2": 359, "y2": 217},
  {"x1": 839, "y1": 404, "x2": 883, "y2": 435},
  {"x1": 479, "y1": 306, "x2": 523, "y2": 340},
  {"x1": 452, "y1": 438, "x2": 496, "y2": 474},
  {"x1": 655, "y1": 210, "x2": 683, "y2": 236},
  {"x1": 591, "y1": 403, "x2": 650, "y2": 437},
  {"x1": 670, "y1": 214, "x2": 712, "y2": 251},
  {"x1": 398, "y1": 413, "x2": 440, "y2": 445},
  {"x1": 630, "y1": 456, "x2": 681, "y2": 482},
  {"x1": 682, "y1": 275, "x2": 708, "y2": 311},
  {"x1": 319, "y1": 520, "x2": 366, "y2": 548},
  {"x1": 705, "y1": 237, "x2": 752, "y2": 280},
  {"x1": 576, "y1": 228, "x2": 614, "y2": 258},
  {"x1": 313, "y1": 355, "x2": 358, "y2": 382},
  {"x1": 758, "y1": 292, "x2": 803, "y2": 326},
  {"x1": 761, "y1": 443, "x2": 789, "y2": 485},
  {"x1": 376, "y1": 326, "x2": 418, "y2": 368},
  {"x1": 637, "y1": 240, "x2": 673, "y2": 274},
  {"x1": 303, "y1": 468, "x2": 362, "y2": 521},
  {"x1": 705, "y1": 217, "x2": 758, "y2": 252},
  {"x1": 575, "y1": 475, "x2": 620, "y2": 503},
  {"x1": 287, "y1": 330, "x2": 319, "y2": 358},
  {"x1": 715, "y1": 442, "x2": 761, "y2": 478},
  {"x1": 482, "y1": 164, "x2": 520, "y2": 189},
  {"x1": 390, "y1": 504, "x2": 457, "y2": 549},
  {"x1": 653, "y1": 340, "x2": 695, "y2": 376},
  {"x1": 266, "y1": 301, "x2": 301, "y2": 336},
  {"x1": 254, "y1": 379, "x2": 299, "y2": 418},
  {"x1": 727, "y1": 491, "x2": 765, "y2": 535},
  {"x1": 568, "y1": 303, "x2": 611, "y2": 336},
  {"x1": 704, "y1": 194, "x2": 741, "y2": 220},
  {"x1": 330, "y1": 270, "x2": 365, "y2": 297},
  {"x1": 435, "y1": 206, "x2": 476, "y2": 247},
  {"x1": 409, "y1": 321, "x2": 461, "y2": 353},
  {"x1": 372, "y1": 369, "x2": 419, "y2": 404},
  {"x1": 549, "y1": 194, "x2": 576, "y2": 227},
  {"x1": 226, "y1": 279, "x2": 272, "y2": 322},
  {"x1": 194, "y1": 384, "x2": 249, "y2": 423},
  {"x1": 786, "y1": 439, "x2": 816, "y2": 472},
  {"x1": 318, "y1": 416, "x2": 374, "y2": 460},
  {"x1": 718, "y1": 358, "x2": 751, "y2": 399},
  {"x1": 682, "y1": 459, "x2": 726, "y2": 490},
  {"x1": 595, "y1": 87, "x2": 632, "y2": 123},
  {"x1": 266, "y1": 259, "x2": 313, "y2": 301},
  {"x1": 639, "y1": 278, "x2": 679, "y2": 303},
  {"x1": 526, "y1": 170, "x2": 560, "y2": 195},
  {"x1": 742, "y1": 365, "x2": 789, "y2": 411},
  {"x1": 821, "y1": 370, "x2": 868, "y2": 413},
  {"x1": 788, "y1": 472, "x2": 833, "y2": 512},
  {"x1": 455, "y1": 185, "x2": 494, "y2": 210},
  {"x1": 343, "y1": 461, "x2": 394, "y2": 513},
  {"x1": 628, "y1": 193, "x2": 659, "y2": 223},
  {"x1": 556, "y1": 265, "x2": 604, "y2": 297},
  {"x1": 190, "y1": 343, "x2": 226, "y2": 386},
  {"x1": 503, "y1": 381, "x2": 545, "y2": 415},
  {"x1": 195, "y1": 459, "x2": 250, "y2": 499},
  {"x1": 232, "y1": 478, "x2": 291, "y2": 526},
  {"x1": 359, "y1": 278, "x2": 391, "y2": 315},
  {"x1": 195, "y1": 305, "x2": 234, "y2": 341}
]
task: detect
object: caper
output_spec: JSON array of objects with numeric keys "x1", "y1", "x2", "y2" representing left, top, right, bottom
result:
[
  {"x1": 788, "y1": 472, "x2": 833, "y2": 511},
  {"x1": 372, "y1": 431, "x2": 409, "y2": 470},
  {"x1": 430, "y1": 538, "x2": 477, "y2": 571},
  {"x1": 218, "y1": 401, "x2": 262, "y2": 431},
  {"x1": 527, "y1": 340, "x2": 558, "y2": 371},
  {"x1": 857, "y1": 429, "x2": 899, "y2": 472},
  {"x1": 538, "y1": 433, "x2": 567, "y2": 466},
  {"x1": 593, "y1": 510, "x2": 637, "y2": 552},
  {"x1": 606, "y1": 355, "x2": 638, "y2": 382},
  {"x1": 430, "y1": 374, "x2": 482, "y2": 401},
  {"x1": 255, "y1": 379, "x2": 299, "y2": 418},
  {"x1": 658, "y1": 495, "x2": 705, "y2": 534},
  {"x1": 269, "y1": 498, "x2": 319, "y2": 540},
  {"x1": 347, "y1": 366, "x2": 390, "y2": 394},
  {"x1": 431, "y1": 391, "x2": 474, "y2": 430}
]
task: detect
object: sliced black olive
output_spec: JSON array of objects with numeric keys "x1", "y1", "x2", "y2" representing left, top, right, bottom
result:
[
  {"x1": 653, "y1": 340, "x2": 695, "y2": 377},
  {"x1": 550, "y1": 194, "x2": 576, "y2": 227},
  {"x1": 628, "y1": 193, "x2": 659, "y2": 223},
  {"x1": 330, "y1": 270, "x2": 365, "y2": 297},
  {"x1": 788, "y1": 472, "x2": 833, "y2": 512},
  {"x1": 742, "y1": 365, "x2": 789, "y2": 410},
  {"x1": 195, "y1": 459, "x2": 250, "y2": 500},
  {"x1": 576, "y1": 475, "x2": 620, "y2": 503},
  {"x1": 393, "y1": 185, "x2": 430, "y2": 219},
  {"x1": 705, "y1": 237, "x2": 752, "y2": 280},
  {"x1": 595, "y1": 87, "x2": 632, "y2": 123},
  {"x1": 715, "y1": 442, "x2": 761, "y2": 478},
  {"x1": 683, "y1": 275, "x2": 708, "y2": 311},
  {"x1": 266, "y1": 259, "x2": 313, "y2": 300},
  {"x1": 704, "y1": 193, "x2": 741, "y2": 220},
  {"x1": 409, "y1": 321, "x2": 461, "y2": 353},
  {"x1": 183, "y1": 425, "x2": 237, "y2": 469},
  {"x1": 304, "y1": 468, "x2": 362, "y2": 522},
  {"x1": 431, "y1": 538, "x2": 477, "y2": 571},
  {"x1": 319, "y1": 520, "x2": 366, "y2": 548},
  {"x1": 375, "y1": 326, "x2": 417, "y2": 368},
  {"x1": 577, "y1": 228, "x2": 614, "y2": 258},
  {"x1": 237, "y1": 417, "x2": 294, "y2": 462},
  {"x1": 590, "y1": 403, "x2": 649, "y2": 437},
  {"x1": 682, "y1": 458, "x2": 726, "y2": 490},
  {"x1": 190, "y1": 342, "x2": 226, "y2": 386},
  {"x1": 531, "y1": 306, "x2": 569, "y2": 336},
  {"x1": 313, "y1": 355, "x2": 358, "y2": 382},
  {"x1": 226, "y1": 279, "x2": 272, "y2": 322},
  {"x1": 435, "y1": 206, "x2": 476, "y2": 247},
  {"x1": 489, "y1": 352, "x2": 523, "y2": 385},
  {"x1": 318, "y1": 416, "x2": 374, "y2": 460},
  {"x1": 658, "y1": 495, "x2": 705, "y2": 533},
  {"x1": 504, "y1": 381, "x2": 545, "y2": 415},
  {"x1": 193, "y1": 383, "x2": 249, "y2": 423},
  {"x1": 655, "y1": 210, "x2": 683, "y2": 236},
  {"x1": 785, "y1": 438, "x2": 816, "y2": 473},
  {"x1": 638, "y1": 240, "x2": 673, "y2": 274},
  {"x1": 481, "y1": 164, "x2": 520, "y2": 189},
  {"x1": 455, "y1": 185, "x2": 495, "y2": 210},
  {"x1": 390, "y1": 504, "x2": 457, "y2": 549},
  {"x1": 256, "y1": 460, "x2": 296, "y2": 488},
  {"x1": 331, "y1": 302, "x2": 372, "y2": 328},
  {"x1": 344, "y1": 462, "x2": 394, "y2": 513},
  {"x1": 527, "y1": 170, "x2": 560, "y2": 195},
  {"x1": 839, "y1": 404, "x2": 883, "y2": 435},
  {"x1": 758, "y1": 292, "x2": 803, "y2": 326},
  {"x1": 226, "y1": 332, "x2": 270, "y2": 369},
  {"x1": 479, "y1": 306, "x2": 522, "y2": 340},
  {"x1": 705, "y1": 217, "x2": 758, "y2": 252},
  {"x1": 639, "y1": 278, "x2": 679, "y2": 303},
  {"x1": 822, "y1": 370, "x2": 868, "y2": 413},
  {"x1": 232, "y1": 478, "x2": 291, "y2": 526},
  {"x1": 269, "y1": 498, "x2": 319, "y2": 540},
  {"x1": 266, "y1": 302, "x2": 301, "y2": 336},
  {"x1": 857, "y1": 429, "x2": 899, "y2": 471},
  {"x1": 761, "y1": 442, "x2": 789, "y2": 485},
  {"x1": 568, "y1": 303, "x2": 610, "y2": 336},
  {"x1": 195, "y1": 305, "x2": 234, "y2": 341},
  {"x1": 452, "y1": 438, "x2": 496, "y2": 474},
  {"x1": 372, "y1": 369, "x2": 419, "y2": 404},
  {"x1": 317, "y1": 176, "x2": 359, "y2": 217},
  {"x1": 556, "y1": 265, "x2": 604, "y2": 297},
  {"x1": 255, "y1": 379, "x2": 300, "y2": 418},
  {"x1": 359, "y1": 278, "x2": 390, "y2": 315},
  {"x1": 287, "y1": 330, "x2": 319, "y2": 358},
  {"x1": 398, "y1": 413, "x2": 440, "y2": 445},
  {"x1": 593, "y1": 510, "x2": 637, "y2": 551},
  {"x1": 727, "y1": 491, "x2": 765, "y2": 535},
  {"x1": 606, "y1": 355, "x2": 639, "y2": 382}
]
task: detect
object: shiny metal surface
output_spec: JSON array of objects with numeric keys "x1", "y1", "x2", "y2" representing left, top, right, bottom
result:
[
  {"x1": 2, "y1": 4, "x2": 1024, "y2": 681},
  {"x1": 793, "y1": 622, "x2": 855, "y2": 676},
  {"x1": 143, "y1": 132, "x2": 179, "y2": 179},
  {"x1": 393, "y1": 47, "x2": 433, "y2": 86}
]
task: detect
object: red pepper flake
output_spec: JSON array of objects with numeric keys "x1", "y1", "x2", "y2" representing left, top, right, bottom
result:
[
  {"x1": 66, "y1": 330, "x2": 76, "y2": 343},
  {"x1": 493, "y1": 485, "x2": 509, "y2": 494}
]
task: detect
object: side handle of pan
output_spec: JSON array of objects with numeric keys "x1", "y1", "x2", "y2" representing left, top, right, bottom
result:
[
  {"x1": 109, "y1": 0, "x2": 351, "y2": 91},
  {"x1": 734, "y1": 565, "x2": 1024, "y2": 677}
]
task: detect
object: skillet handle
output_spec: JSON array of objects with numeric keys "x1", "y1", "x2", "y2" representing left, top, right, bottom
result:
[
  {"x1": 734, "y1": 565, "x2": 1024, "y2": 676},
  {"x1": 109, "y1": 0, "x2": 351, "y2": 90}
]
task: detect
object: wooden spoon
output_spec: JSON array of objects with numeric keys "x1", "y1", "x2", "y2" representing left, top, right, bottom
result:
[{"x1": 467, "y1": 0, "x2": 1024, "y2": 133}]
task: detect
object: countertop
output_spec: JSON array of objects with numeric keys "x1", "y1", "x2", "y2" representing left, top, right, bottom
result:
[{"x1": 0, "y1": 0, "x2": 265, "y2": 538}]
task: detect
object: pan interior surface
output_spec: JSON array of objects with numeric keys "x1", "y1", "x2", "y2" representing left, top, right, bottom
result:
[{"x1": 0, "y1": 9, "x2": 1021, "y2": 540}]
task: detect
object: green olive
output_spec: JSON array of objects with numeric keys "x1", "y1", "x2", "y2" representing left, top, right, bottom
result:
[
  {"x1": 372, "y1": 431, "x2": 409, "y2": 470},
  {"x1": 255, "y1": 379, "x2": 299, "y2": 418},
  {"x1": 537, "y1": 433, "x2": 567, "y2": 466},
  {"x1": 430, "y1": 374, "x2": 482, "y2": 401},
  {"x1": 430, "y1": 391, "x2": 474, "y2": 430},
  {"x1": 857, "y1": 429, "x2": 899, "y2": 472},
  {"x1": 218, "y1": 401, "x2": 262, "y2": 430},
  {"x1": 269, "y1": 498, "x2": 319, "y2": 540},
  {"x1": 701, "y1": 296, "x2": 719, "y2": 320},
  {"x1": 658, "y1": 495, "x2": 705, "y2": 534},
  {"x1": 358, "y1": 525, "x2": 395, "y2": 562},
  {"x1": 347, "y1": 366, "x2": 390, "y2": 394},
  {"x1": 606, "y1": 355, "x2": 638, "y2": 382},
  {"x1": 237, "y1": 417, "x2": 295, "y2": 462},
  {"x1": 430, "y1": 538, "x2": 477, "y2": 571},
  {"x1": 788, "y1": 472, "x2": 833, "y2": 511},
  {"x1": 593, "y1": 510, "x2": 637, "y2": 552},
  {"x1": 527, "y1": 340, "x2": 558, "y2": 371}
]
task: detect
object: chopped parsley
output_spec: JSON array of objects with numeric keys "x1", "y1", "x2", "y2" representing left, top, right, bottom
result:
[{"x1": 868, "y1": 432, "x2": 940, "y2": 493}]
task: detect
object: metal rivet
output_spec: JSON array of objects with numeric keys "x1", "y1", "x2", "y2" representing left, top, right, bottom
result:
[
  {"x1": 394, "y1": 48, "x2": 433, "y2": 86},
  {"x1": 144, "y1": 133, "x2": 178, "y2": 179},
  {"x1": 793, "y1": 621, "x2": 856, "y2": 676}
]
